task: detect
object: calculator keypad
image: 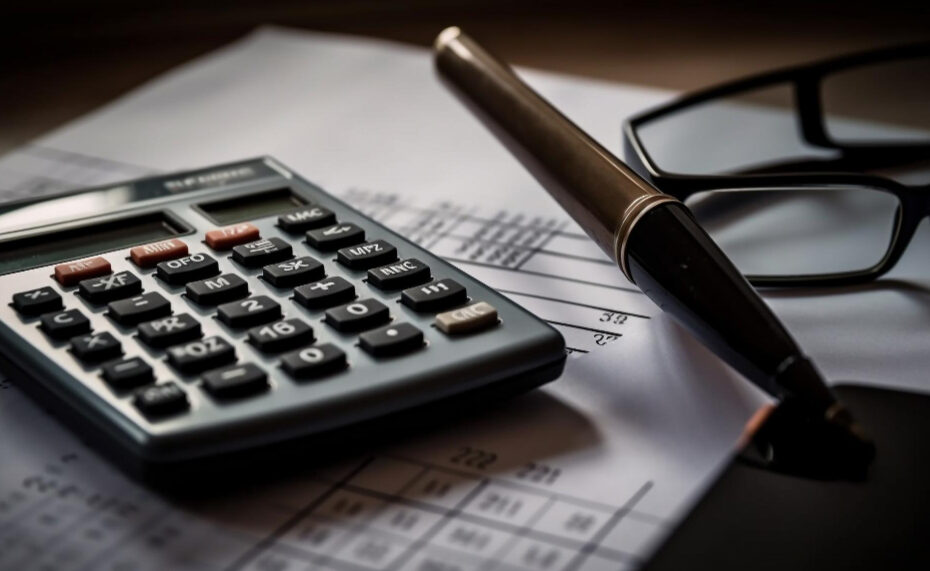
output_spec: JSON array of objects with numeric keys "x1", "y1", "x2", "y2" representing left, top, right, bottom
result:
[
  {"x1": 324, "y1": 298, "x2": 390, "y2": 332},
  {"x1": 262, "y1": 256, "x2": 324, "y2": 288},
  {"x1": 108, "y1": 292, "x2": 172, "y2": 326},
  {"x1": 306, "y1": 223, "x2": 365, "y2": 250},
  {"x1": 167, "y1": 336, "x2": 236, "y2": 374},
  {"x1": 0, "y1": 164, "x2": 559, "y2": 461},
  {"x1": 71, "y1": 331, "x2": 122, "y2": 362},
  {"x1": 280, "y1": 343, "x2": 347, "y2": 380},
  {"x1": 79, "y1": 271, "x2": 142, "y2": 304},
  {"x1": 248, "y1": 318, "x2": 314, "y2": 353},
  {"x1": 40, "y1": 309, "x2": 91, "y2": 340},
  {"x1": 186, "y1": 273, "x2": 249, "y2": 305},
  {"x1": 12, "y1": 287, "x2": 62, "y2": 315},
  {"x1": 138, "y1": 313, "x2": 203, "y2": 348},
  {"x1": 232, "y1": 237, "x2": 293, "y2": 268},
  {"x1": 294, "y1": 277, "x2": 356, "y2": 309},
  {"x1": 217, "y1": 295, "x2": 282, "y2": 328},
  {"x1": 157, "y1": 253, "x2": 220, "y2": 285},
  {"x1": 102, "y1": 357, "x2": 154, "y2": 391}
]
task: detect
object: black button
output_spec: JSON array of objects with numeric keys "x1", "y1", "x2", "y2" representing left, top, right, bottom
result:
[
  {"x1": 101, "y1": 357, "x2": 153, "y2": 390},
  {"x1": 167, "y1": 336, "x2": 236, "y2": 374},
  {"x1": 232, "y1": 237, "x2": 293, "y2": 268},
  {"x1": 156, "y1": 253, "x2": 220, "y2": 285},
  {"x1": 134, "y1": 382, "x2": 189, "y2": 419},
  {"x1": 108, "y1": 292, "x2": 171, "y2": 326},
  {"x1": 306, "y1": 223, "x2": 365, "y2": 251},
  {"x1": 12, "y1": 287, "x2": 62, "y2": 316},
  {"x1": 138, "y1": 313, "x2": 202, "y2": 348},
  {"x1": 294, "y1": 277, "x2": 355, "y2": 309},
  {"x1": 401, "y1": 278, "x2": 468, "y2": 312},
  {"x1": 248, "y1": 318, "x2": 314, "y2": 353},
  {"x1": 278, "y1": 206, "x2": 336, "y2": 232},
  {"x1": 337, "y1": 240, "x2": 397, "y2": 270},
  {"x1": 217, "y1": 295, "x2": 281, "y2": 328},
  {"x1": 367, "y1": 258, "x2": 431, "y2": 290},
  {"x1": 280, "y1": 343, "x2": 346, "y2": 380},
  {"x1": 359, "y1": 323, "x2": 424, "y2": 357},
  {"x1": 324, "y1": 299, "x2": 390, "y2": 332},
  {"x1": 71, "y1": 331, "x2": 122, "y2": 362},
  {"x1": 40, "y1": 309, "x2": 91, "y2": 340},
  {"x1": 202, "y1": 363, "x2": 269, "y2": 400},
  {"x1": 262, "y1": 256, "x2": 324, "y2": 288},
  {"x1": 78, "y1": 271, "x2": 142, "y2": 304},
  {"x1": 186, "y1": 273, "x2": 249, "y2": 305}
]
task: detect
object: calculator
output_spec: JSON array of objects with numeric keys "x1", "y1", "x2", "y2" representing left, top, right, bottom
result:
[{"x1": 0, "y1": 157, "x2": 565, "y2": 473}]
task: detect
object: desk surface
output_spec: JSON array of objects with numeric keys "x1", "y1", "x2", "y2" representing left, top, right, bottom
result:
[{"x1": 3, "y1": 0, "x2": 930, "y2": 156}]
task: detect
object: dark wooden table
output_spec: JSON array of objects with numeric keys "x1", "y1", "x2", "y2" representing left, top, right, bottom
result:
[{"x1": 3, "y1": 0, "x2": 929, "y2": 155}]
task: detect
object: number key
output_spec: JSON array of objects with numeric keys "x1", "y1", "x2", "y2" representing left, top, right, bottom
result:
[
  {"x1": 248, "y1": 318, "x2": 314, "y2": 353},
  {"x1": 324, "y1": 299, "x2": 389, "y2": 332},
  {"x1": 280, "y1": 343, "x2": 346, "y2": 380},
  {"x1": 217, "y1": 296, "x2": 281, "y2": 328}
]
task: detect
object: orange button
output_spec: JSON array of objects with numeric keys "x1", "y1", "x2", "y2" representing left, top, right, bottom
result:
[
  {"x1": 54, "y1": 257, "x2": 111, "y2": 286},
  {"x1": 130, "y1": 238, "x2": 189, "y2": 268},
  {"x1": 205, "y1": 223, "x2": 260, "y2": 250}
]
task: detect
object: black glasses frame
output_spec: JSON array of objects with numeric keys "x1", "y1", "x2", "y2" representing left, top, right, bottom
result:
[{"x1": 623, "y1": 43, "x2": 930, "y2": 287}]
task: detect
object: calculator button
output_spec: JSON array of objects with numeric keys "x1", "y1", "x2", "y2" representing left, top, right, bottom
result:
[
  {"x1": 54, "y1": 257, "x2": 111, "y2": 287},
  {"x1": 186, "y1": 273, "x2": 249, "y2": 305},
  {"x1": 217, "y1": 295, "x2": 282, "y2": 328},
  {"x1": 134, "y1": 382, "x2": 189, "y2": 419},
  {"x1": 101, "y1": 357, "x2": 154, "y2": 390},
  {"x1": 71, "y1": 331, "x2": 122, "y2": 362},
  {"x1": 205, "y1": 223, "x2": 260, "y2": 250},
  {"x1": 40, "y1": 309, "x2": 91, "y2": 340},
  {"x1": 156, "y1": 253, "x2": 220, "y2": 285},
  {"x1": 78, "y1": 271, "x2": 142, "y2": 304},
  {"x1": 202, "y1": 363, "x2": 269, "y2": 400},
  {"x1": 359, "y1": 323, "x2": 424, "y2": 357},
  {"x1": 138, "y1": 313, "x2": 202, "y2": 348},
  {"x1": 337, "y1": 240, "x2": 398, "y2": 270},
  {"x1": 129, "y1": 238, "x2": 189, "y2": 268},
  {"x1": 294, "y1": 277, "x2": 356, "y2": 309},
  {"x1": 401, "y1": 279, "x2": 468, "y2": 312},
  {"x1": 435, "y1": 302, "x2": 499, "y2": 335},
  {"x1": 232, "y1": 237, "x2": 293, "y2": 268},
  {"x1": 280, "y1": 343, "x2": 346, "y2": 380},
  {"x1": 324, "y1": 299, "x2": 390, "y2": 332},
  {"x1": 367, "y1": 258, "x2": 431, "y2": 290},
  {"x1": 278, "y1": 206, "x2": 336, "y2": 232},
  {"x1": 167, "y1": 336, "x2": 236, "y2": 374},
  {"x1": 12, "y1": 287, "x2": 62, "y2": 316},
  {"x1": 306, "y1": 223, "x2": 365, "y2": 251},
  {"x1": 263, "y1": 256, "x2": 324, "y2": 288},
  {"x1": 248, "y1": 318, "x2": 314, "y2": 353},
  {"x1": 108, "y1": 292, "x2": 171, "y2": 326}
]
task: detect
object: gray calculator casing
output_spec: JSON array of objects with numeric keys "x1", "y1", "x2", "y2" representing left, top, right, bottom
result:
[{"x1": 0, "y1": 158, "x2": 565, "y2": 474}]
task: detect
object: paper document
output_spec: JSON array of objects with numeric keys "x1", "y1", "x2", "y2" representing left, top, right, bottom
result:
[{"x1": 0, "y1": 317, "x2": 765, "y2": 571}]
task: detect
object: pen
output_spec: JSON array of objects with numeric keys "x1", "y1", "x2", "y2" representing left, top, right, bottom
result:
[{"x1": 434, "y1": 27, "x2": 874, "y2": 478}]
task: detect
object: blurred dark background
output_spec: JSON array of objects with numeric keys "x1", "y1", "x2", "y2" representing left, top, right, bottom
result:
[{"x1": 3, "y1": 0, "x2": 929, "y2": 155}]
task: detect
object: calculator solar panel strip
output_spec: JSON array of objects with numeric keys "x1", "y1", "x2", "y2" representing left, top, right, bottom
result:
[{"x1": 0, "y1": 157, "x2": 565, "y2": 475}]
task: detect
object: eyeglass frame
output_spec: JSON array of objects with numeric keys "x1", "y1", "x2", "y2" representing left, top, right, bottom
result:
[{"x1": 623, "y1": 42, "x2": 930, "y2": 287}]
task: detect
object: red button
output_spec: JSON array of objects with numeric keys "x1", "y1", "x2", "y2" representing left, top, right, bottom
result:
[
  {"x1": 205, "y1": 223, "x2": 260, "y2": 250},
  {"x1": 130, "y1": 238, "x2": 189, "y2": 268},
  {"x1": 54, "y1": 257, "x2": 111, "y2": 286}
]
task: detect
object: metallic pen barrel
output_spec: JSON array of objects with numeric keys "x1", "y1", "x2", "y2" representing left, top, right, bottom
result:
[{"x1": 435, "y1": 27, "x2": 873, "y2": 477}]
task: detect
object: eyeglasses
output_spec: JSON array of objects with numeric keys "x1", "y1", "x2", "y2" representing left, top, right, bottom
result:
[{"x1": 624, "y1": 43, "x2": 930, "y2": 287}]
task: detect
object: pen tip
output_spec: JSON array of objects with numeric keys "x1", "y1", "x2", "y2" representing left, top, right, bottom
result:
[{"x1": 435, "y1": 26, "x2": 462, "y2": 52}]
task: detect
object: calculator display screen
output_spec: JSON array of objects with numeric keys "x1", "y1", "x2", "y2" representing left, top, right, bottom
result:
[
  {"x1": 0, "y1": 212, "x2": 190, "y2": 274},
  {"x1": 196, "y1": 188, "x2": 305, "y2": 225}
]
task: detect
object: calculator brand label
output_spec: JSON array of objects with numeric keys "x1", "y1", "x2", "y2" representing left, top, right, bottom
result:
[{"x1": 163, "y1": 166, "x2": 259, "y2": 192}]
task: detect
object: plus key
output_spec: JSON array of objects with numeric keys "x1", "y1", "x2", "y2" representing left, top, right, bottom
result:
[{"x1": 294, "y1": 277, "x2": 356, "y2": 309}]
